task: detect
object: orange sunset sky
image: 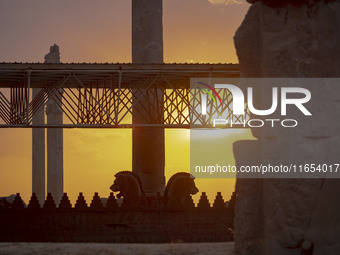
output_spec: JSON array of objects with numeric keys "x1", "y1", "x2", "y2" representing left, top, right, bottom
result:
[{"x1": 0, "y1": 0, "x2": 254, "y2": 204}]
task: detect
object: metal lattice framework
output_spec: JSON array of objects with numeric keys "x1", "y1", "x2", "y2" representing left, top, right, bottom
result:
[{"x1": 0, "y1": 63, "x2": 249, "y2": 128}]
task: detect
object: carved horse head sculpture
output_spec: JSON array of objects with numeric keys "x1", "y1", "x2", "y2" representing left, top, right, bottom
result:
[
  {"x1": 164, "y1": 172, "x2": 199, "y2": 208},
  {"x1": 110, "y1": 171, "x2": 144, "y2": 206}
]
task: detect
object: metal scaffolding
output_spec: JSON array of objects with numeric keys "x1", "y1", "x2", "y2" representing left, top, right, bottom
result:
[{"x1": 0, "y1": 63, "x2": 249, "y2": 128}]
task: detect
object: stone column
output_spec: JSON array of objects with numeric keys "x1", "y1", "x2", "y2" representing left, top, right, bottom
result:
[
  {"x1": 132, "y1": 0, "x2": 165, "y2": 195},
  {"x1": 233, "y1": 1, "x2": 340, "y2": 255},
  {"x1": 32, "y1": 89, "x2": 45, "y2": 206},
  {"x1": 45, "y1": 44, "x2": 63, "y2": 205},
  {"x1": 46, "y1": 102, "x2": 63, "y2": 206}
]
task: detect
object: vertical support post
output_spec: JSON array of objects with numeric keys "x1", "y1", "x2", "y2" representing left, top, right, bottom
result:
[
  {"x1": 46, "y1": 98, "x2": 63, "y2": 205},
  {"x1": 32, "y1": 87, "x2": 45, "y2": 205},
  {"x1": 26, "y1": 70, "x2": 31, "y2": 125},
  {"x1": 132, "y1": 0, "x2": 165, "y2": 195},
  {"x1": 115, "y1": 71, "x2": 122, "y2": 125}
]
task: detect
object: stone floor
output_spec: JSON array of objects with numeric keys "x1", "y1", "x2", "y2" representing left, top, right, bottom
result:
[{"x1": 0, "y1": 242, "x2": 235, "y2": 255}]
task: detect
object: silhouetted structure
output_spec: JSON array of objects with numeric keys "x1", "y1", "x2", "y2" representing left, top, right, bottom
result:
[{"x1": 0, "y1": 192, "x2": 234, "y2": 243}]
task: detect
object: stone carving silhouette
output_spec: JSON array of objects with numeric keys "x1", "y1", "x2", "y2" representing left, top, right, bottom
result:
[
  {"x1": 109, "y1": 171, "x2": 199, "y2": 209},
  {"x1": 110, "y1": 171, "x2": 144, "y2": 207},
  {"x1": 0, "y1": 194, "x2": 27, "y2": 208},
  {"x1": 164, "y1": 172, "x2": 199, "y2": 209},
  {"x1": 44, "y1": 44, "x2": 60, "y2": 64},
  {"x1": 0, "y1": 196, "x2": 13, "y2": 208}
]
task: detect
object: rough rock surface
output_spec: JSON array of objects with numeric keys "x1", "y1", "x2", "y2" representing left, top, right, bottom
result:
[{"x1": 233, "y1": 1, "x2": 340, "y2": 255}]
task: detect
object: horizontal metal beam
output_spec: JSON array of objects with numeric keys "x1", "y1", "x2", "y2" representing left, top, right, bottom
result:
[
  {"x1": 0, "y1": 63, "x2": 239, "y2": 89},
  {"x1": 0, "y1": 62, "x2": 239, "y2": 71}
]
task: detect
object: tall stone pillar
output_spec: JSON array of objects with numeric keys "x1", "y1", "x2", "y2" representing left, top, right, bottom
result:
[
  {"x1": 233, "y1": 1, "x2": 340, "y2": 255},
  {"x1": 45, "y1": 44, "x2": 63, "y2": 205},
  {"x1": 32, "y1": 89, "x2": 45, "y2": 206},
  {"x1": 132, "y1": 0, "x2": 165, "y2": 195}
]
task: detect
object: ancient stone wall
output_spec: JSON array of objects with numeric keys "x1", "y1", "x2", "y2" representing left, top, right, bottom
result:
[
  {"x1": 0, "y1": 192, "x2": 234, "y2": 243},
  {"x1": 233, "y1": 1, "x2": 340, "y2": 254}
]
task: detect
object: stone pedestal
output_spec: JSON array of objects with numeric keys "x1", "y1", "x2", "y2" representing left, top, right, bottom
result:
[
  {"x1": 233, "y1": 1, "x2": 340, "y2": 254},
  {"x1": 132, "y1": 0, "x2": 165, "y2": 195}
]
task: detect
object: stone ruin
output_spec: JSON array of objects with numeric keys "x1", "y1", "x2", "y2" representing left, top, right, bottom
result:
[
  {"x1": 233, "y1": 0, "x2": 340, "y2": 254},
  {"x1": 44, "y1": 44, "x2": 60, "y2": 64},
  {"x1": 0, "y1": 192, "x2": 235, "y2": 243}
]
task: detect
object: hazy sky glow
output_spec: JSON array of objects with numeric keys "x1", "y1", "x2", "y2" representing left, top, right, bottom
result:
[
  {"x1": 0, "y1": 0, "x2": 252, "y2": 204},
  {"x1": 0, "y1": 0, "x2": 248, "y2": 63}
]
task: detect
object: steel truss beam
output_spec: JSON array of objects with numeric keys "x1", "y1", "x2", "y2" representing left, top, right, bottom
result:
[{"x1": 0, "y1": 63, "x2": 249, "y2": 128}]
